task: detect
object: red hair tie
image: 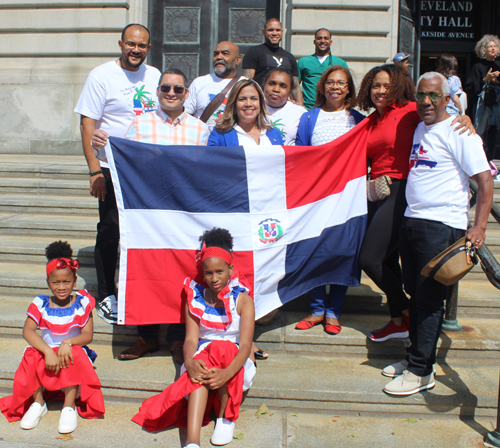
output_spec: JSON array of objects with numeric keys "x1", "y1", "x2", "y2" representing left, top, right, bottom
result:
[
  {"x1": 46, "y1": 258, "x2": 80, "y2": 277},
  {"x1": 196, "y1": 242, "x2": 232, "y2": 265}
]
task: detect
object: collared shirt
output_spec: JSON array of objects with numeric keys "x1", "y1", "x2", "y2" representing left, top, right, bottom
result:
[
  {"x1": 125, "y1": 108, "x2": 210, "y2": 145},
  {"x1": 366, "y1": 102, "x2": 420, "y2": 179},
  {"x1": 234, "y1": 125, "x2": 272, "y2": 146}
]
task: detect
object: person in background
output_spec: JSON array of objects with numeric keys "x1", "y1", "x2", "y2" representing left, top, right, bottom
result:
[
  {"x1": 242, "y1": 18, "x2": 303, "y2": 105},
  {"x1": 393, "y1": 53, "x2": 410, "y2": 75},
  {"x1": 185, "y1": 41, "x2": 244, "y2": 130},
  {"x1": 293, "y1": 65, "x2": 364, "y2": 335},
  {"x1": 263, "y1": 68, "x2": 306, "y2": 145},
  {"x1": 466, "y1": 34, "x2": 500, "y2": 163},
  {"x1": 298, "y1": 28, "x2": 348, "y2": 110},
  {"x1": 437, "y1": 53, "x2": 464, "y2": 116}
]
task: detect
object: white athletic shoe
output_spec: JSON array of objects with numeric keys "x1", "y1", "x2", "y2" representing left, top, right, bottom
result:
[
  {"x1": 211, "y1": 417, "x2": 236, "y2": 445},
  {"x1": 20, "y1": 402, "x2": 47, "y2": 430},
  {"x1": 58, "y1": 406, "x2": 78, "y2": 434}
]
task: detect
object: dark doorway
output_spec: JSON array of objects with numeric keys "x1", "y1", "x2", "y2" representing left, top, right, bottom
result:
[{"x1": 148, "y1": 0, "x2": 269, "y2": 84}]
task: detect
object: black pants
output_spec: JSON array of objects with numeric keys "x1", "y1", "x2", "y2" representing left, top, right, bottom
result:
[
  {"x1": 94, "y1": 168, "x2": 119, "y2": 303},
  {"x1": 399, "y1": 217, "x2": 465, "y2": 376},
  {"x1": 358, "y1": 178, "x2": 409, "y2": 318},
  {"x1": 483, "y1": 126, "x2": 499, "y2": 161},
  {"x1": 138, "y1": 324, "x2": 186, "y2": 346}
]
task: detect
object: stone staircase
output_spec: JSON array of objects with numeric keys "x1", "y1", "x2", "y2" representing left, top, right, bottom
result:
[{"x1": 1, "y1": 154, "x2": 500, "y2": 447}]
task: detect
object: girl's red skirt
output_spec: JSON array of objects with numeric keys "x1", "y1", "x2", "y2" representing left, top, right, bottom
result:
[
  {"x1": 0, "y1": 345, "x2": 105, "y2": 422},
  {"x1": 132, "y1": 340, "x2": 244, "y2": 432}
]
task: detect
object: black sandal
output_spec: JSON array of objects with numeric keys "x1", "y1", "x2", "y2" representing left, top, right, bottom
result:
[{"x1": 254, "y1": 349, "x2": 268, "y2": 360}]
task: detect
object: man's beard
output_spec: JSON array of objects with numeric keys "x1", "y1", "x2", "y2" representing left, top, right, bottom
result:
[{"x1": 214, "y1": 61, "x2": 236, "y2": 77}]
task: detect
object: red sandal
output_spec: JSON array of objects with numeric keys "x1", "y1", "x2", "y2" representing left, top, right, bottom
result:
[{"x1": 295, "y1": 316, "x2": 324, "y2": 330}]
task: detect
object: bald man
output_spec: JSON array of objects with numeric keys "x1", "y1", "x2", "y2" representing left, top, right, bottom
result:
[{"x1": 185, "y1": 41, "x2": 245, "y2": 129}]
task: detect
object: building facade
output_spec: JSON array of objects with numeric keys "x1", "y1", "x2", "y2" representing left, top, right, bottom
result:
[{"x1": 3, "y1": 0, "x2": 494, "y2": 155}]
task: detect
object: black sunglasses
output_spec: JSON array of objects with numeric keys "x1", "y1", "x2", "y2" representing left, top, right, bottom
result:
[{"x1": 159, "y1": 84, "x2": 186, "y2": 94}]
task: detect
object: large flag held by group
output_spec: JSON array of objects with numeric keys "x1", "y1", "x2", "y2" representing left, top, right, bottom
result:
[{"x1": 106, "y1": 120, "x2": 371, "y2": 325}]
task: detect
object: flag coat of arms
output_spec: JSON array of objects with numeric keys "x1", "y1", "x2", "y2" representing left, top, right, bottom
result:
[{"x1": 106, "y1": 120, "x2": 371, "y2": 325}]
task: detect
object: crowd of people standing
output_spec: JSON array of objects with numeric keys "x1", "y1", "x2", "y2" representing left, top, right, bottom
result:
[{"x1": 0, "y1": 19, "x2": 496, "y2": 448}]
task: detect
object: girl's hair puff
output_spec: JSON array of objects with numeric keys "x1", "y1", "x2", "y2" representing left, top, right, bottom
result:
[
  {"x1": 45, "y1": 240, "x2": 73, "y2": 262},
  {"x1": 199, "y1": 228, "x2": 233, "y2": 252},
  {"x1": 355, "y1": 64, "x2": 415, "y2": 112}
]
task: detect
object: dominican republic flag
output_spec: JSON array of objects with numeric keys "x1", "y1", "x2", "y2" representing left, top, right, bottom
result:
[{"x1": 106, "y1": 120, "x2": 371, "y2": 325}]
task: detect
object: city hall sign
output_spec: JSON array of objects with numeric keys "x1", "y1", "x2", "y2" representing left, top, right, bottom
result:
[{"x1": 420, "y1": 1, "x2": 478, "y2": 40}]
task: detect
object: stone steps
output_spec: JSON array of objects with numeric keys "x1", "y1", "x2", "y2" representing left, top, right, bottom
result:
[
  {"x1": 0, "y1": 193, "x2": 98, "y2": 215},
  {"x1": 0, "y1": 212, "x2": 97, "y2": 236},
  {"x1": 0, "y1": 334, "x2": 498, "y2": 418},
  {"x1": 0, "y1": 234, "x2": 96, "y2": 264},
  {"x1": 0, "y1": 398, "x2": 492, "y2": 448}
]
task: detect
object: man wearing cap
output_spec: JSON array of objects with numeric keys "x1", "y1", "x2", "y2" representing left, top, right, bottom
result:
[
  {"x1": 382, "y1": 72, "x2": 492, "y2": 396},
  {"x1": 393, "y1": 52, "x2": 411, "y2": 75}
]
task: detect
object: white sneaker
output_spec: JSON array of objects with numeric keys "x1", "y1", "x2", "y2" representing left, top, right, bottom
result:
[
  {"x1": 184, "y1": 445, "x2": 201, "y2": 448},
  {"x1": 20, "y1": 402, "x2": 47, "y2": 429},
  {"x1": 211, "y1": 417, "x2": 235, "y2": 445},
  {"x1": 58, "y1": 406, "x2": 78, "y2": 434},
  {"x1": 97, "y1": 295, "x2": 117, "y2": 324}
]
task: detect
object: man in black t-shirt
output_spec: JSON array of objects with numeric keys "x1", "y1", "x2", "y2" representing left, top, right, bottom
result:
[{"x1": 242, "y1": 18, "x2": 303, "y2": 105}]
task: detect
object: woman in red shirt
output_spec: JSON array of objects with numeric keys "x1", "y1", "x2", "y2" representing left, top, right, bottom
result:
[{"x1": 356, "y1": 64, "x2": 472, "y2": 342}]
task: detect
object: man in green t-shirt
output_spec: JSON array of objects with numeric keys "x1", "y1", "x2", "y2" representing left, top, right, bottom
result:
[{"x1": 298, "y1": 28, "x2": 348, "y2": 110}]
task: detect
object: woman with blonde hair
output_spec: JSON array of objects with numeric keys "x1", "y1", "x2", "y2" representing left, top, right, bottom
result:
[
  {"x1": 466, "y1": 34, "x2": 500, "y2": 162},
  {"x1": 208, "y1": 79, "x2": 284, "y2": 146}
]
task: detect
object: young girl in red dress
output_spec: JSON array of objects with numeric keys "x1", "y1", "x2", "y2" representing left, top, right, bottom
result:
[
  {"x1": 0, "y1": 241, "x2": 105, "y2": 434},
  {"x1": 132, "y1": 228, "x2": 256, "y2": 448}
]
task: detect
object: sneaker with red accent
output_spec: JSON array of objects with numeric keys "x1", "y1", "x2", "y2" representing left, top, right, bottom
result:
[{"x1": 368, "y1": 320, "x2": 409, "y2": 342}]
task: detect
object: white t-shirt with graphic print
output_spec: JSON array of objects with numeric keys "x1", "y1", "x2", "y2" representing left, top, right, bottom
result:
[
  {"x1": 74, "y1": 60, "x2": 161, "y2": 168},
  {"x1": 185, "y1": 73, "x2": 245, "y2": 130},
  {"x1": 405, "y1": 116, "x2": 490, "y2": 230},
  {"x1": 267, "y1": 101, "x2": 306, "y2": 145}
]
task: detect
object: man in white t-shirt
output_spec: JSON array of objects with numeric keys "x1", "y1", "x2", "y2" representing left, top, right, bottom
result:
[
  {"x1": 185, "y1": 41, "x2": 244, "y2": 129},
  {"x1": 383, "y1": 72, "x2": 493, "y2": 396},
  {"x1": 74, "y1": 24, "x2": 161, "y2": 324},
  {"x1": 263, "y1": 67, "x2": 306, "y2": 145}
]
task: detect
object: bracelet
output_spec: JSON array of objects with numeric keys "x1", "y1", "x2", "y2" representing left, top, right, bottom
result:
[
  {"x1": 89, "y1": 170, "x2": 103, "y2": 176},
  {"x1": 61, "y1": 341, "x2": 72, "y2": 347}
]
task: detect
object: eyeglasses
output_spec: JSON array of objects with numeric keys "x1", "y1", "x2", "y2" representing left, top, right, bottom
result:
[
  {"x1": 124, "y1": 41, "x2": 149, "y2": 50},
  {"x1": 415, "y1": 91, "x2": 443, "y2": 102},
  {"x1": 325, "y1": 80, "x2": 348, "y2": 88},
  {"x1": 159, "y1": 84, "x2": 186, "y2": 94}
]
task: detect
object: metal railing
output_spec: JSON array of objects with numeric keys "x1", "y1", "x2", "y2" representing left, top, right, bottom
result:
[
  {"x1": 467, "y1": 180, "x2": 500, "y2": 448},
  {"x1": 443, "y1": 180, "x2": 500, "y2": 332}
]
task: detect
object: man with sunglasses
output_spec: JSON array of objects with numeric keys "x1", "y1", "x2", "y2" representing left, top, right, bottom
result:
[
  {"x1": 75, "y1": 23, "x2": 161, "y2": 325},
  {"x1": 383, "y1": 72, "x2": 493, "y2": 396},
  {"x1": 91, "y1": 68, "x2": 209, "y2": 363}
]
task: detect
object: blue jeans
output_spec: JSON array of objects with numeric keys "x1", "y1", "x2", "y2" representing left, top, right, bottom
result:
[
  {"x1": 308, "y1": 284, "x2": 349, "y2": 319},
  {"x1": 399, "y1": 217, "x2": 465, "y2": 377}
]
